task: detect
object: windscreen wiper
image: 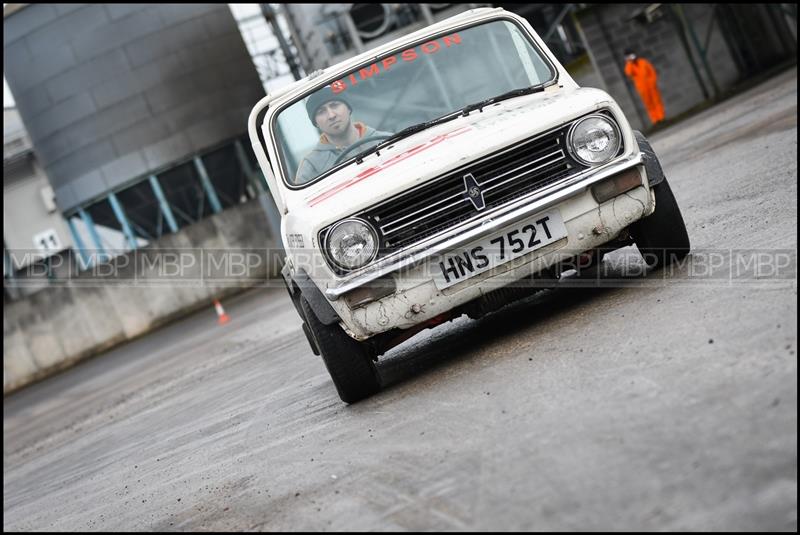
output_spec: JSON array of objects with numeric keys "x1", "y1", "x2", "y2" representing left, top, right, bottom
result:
[
  {"x1": 353, "y1": 111, "x2": 462, "y2": 164},
  {"x1": 459, "y1": 81, "x2": 554, "y2": 117},
  {"x1": 350, "y1": 82, "x2": 554, "y2": 165}
]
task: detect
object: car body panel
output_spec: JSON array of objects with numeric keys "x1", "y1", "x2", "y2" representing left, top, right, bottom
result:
[{"x1": 248, "y1": 7, "x2": 656, "y2": 342}]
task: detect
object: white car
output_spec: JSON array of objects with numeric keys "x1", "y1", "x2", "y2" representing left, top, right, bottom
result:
[{"x1": 248, "y1": 7, "x2": 690, "y2": 403}]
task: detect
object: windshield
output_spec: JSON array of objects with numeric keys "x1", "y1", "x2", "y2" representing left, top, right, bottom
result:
[{"x1": 272, "y1": 19, "x2": 556, "y2": 188}]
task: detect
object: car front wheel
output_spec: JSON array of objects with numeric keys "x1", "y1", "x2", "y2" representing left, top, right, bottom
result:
[
  {"x1": 632, "y1": 175, "x2": 691, "y2": 269},
  {"x1": 300, "y1": 297, "x2": 381, "y2": 403}
]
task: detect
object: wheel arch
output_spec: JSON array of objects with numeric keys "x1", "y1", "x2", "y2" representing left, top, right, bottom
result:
[{"x1": 634, "y1": 130, "x2": 666, "y2": 187}]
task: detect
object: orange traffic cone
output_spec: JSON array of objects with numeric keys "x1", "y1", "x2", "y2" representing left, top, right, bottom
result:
[{"x1": 214, "y1": 299, "x2": 230, "y2": 325}]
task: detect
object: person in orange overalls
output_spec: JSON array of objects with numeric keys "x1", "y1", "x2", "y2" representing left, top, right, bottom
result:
[{"x1": 624, "y1": 49, "x2": 665, "y2": 125}]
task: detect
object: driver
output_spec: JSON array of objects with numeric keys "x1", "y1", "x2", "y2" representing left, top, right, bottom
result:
[{"x1": 295, "y1": 87, "x2": 390, "y2": 184}]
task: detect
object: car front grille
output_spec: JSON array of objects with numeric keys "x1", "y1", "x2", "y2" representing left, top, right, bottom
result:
[{"x1": 359, "y1": 125, "x2": 583, "y2": 255}]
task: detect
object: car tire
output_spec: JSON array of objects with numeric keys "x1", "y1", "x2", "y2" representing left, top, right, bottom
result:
[
  {"x1": 631, "y1": 175, "x2": 691, "y2": 269},
  {"x1": 300, "y1": 297, "x2": 381, "y2": 403}
]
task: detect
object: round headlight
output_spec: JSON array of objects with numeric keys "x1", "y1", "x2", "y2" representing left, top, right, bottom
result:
[
  {"x1": 568, "y1": 115, "x2": 621, "y2": 166},
  {"x1": 326, "y1": 218, "x2": 378, "y2": 270}
]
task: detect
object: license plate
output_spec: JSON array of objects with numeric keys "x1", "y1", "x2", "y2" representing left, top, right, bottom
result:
[{"x1": 432, "y1": 210, "x2": 567, "y2": 290}]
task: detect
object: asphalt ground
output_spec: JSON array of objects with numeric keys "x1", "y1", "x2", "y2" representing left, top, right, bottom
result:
[{"x1": 3, "y1": 67, "x2": 797, "y2": 531}]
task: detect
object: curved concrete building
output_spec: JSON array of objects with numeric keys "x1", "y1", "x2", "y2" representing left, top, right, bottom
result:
[{"x1": 3, "y1": 3, "x2": 265, "y2": 218}]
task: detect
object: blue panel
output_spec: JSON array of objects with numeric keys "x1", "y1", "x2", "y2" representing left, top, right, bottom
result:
[
  {"x1": 193, "y1": 156, "x2": 222, "y2": 214},
  {"x1": 78, "y1": 208, "x2": 107, "y2": 265},
  {"x1": 234, "y1": 139, "x2": 254, "y2": 179},
  {"x1": 107, "y1": 192, "x2": 138, "y2": 250},
  {"x1": 148, "y1": 175, "x2": 179, "y2": 233},
  {"x1": 67, "y1": 217, "x2": 92, "y2": 269}
]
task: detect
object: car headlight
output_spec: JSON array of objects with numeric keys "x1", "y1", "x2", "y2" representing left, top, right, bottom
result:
[
  {"x1": 325, "y1": 218, "x2": 378, "y2": 271},
  {"x1": 568, "y1": 115, "x2": 621, "y2": 166}
]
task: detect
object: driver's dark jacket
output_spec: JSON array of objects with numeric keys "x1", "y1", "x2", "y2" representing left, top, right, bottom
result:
[{"x1": 295, "y1": 122, "x2": 390, "y2": 184}]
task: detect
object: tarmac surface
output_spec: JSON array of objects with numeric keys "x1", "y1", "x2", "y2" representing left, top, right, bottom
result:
[{"x1": 3, "y1": 67, "x2": 797, "y2": 531}]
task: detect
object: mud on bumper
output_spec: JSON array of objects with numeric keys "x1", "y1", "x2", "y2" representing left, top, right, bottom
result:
[{"x1": 333, "y1": 178, "x2": 654, "y2": 340}]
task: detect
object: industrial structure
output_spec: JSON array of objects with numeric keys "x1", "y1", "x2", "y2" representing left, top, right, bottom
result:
[
  {"x1": 280, "y1": 4, "x2": 587, "y2": 73},
  {"x1": 573, "y1": 3, "x2": 797, "y2": 130},
  {"x1": 3, "y1": 3, "x2": 266, "y2": 276},
  {"x1": 277, "y1": 3, "x2": 796, "y2": 132}
]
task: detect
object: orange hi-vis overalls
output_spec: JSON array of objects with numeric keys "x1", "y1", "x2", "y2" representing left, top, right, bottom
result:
[{"x1": 624, "y1": 57, "x2": 665, "y2": 125}]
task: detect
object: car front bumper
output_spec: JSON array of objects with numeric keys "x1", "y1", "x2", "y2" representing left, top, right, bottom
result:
[{"x1": 329, "y1": 157, "x2": 655, "y2": 340}]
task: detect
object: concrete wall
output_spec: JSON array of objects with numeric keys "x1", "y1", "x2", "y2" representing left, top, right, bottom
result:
[
  {"x1": 3, "y1": 4, "x2": 265, "y2": 212},
  {"x1": 4, "y1": 157, "x2": 74, "y2": 267},
  {"x1": 3, "y1": 198, "x2": 281, "y2": 394},
  {"x1": 4, "y1": 108, "x2": 75, "y2": 269},
  {"x1": 572, "y1": 4, "x2": 741, "y2": 131}
]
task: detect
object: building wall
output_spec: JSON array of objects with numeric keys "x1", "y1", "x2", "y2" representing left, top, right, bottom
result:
[
  {"x1": 681, "y1": 4, "x2": 741, "y2": 93},
  {"x1": 4, "y1": 108, "x2": 74, "y2": 270},
  {"x1": 3, "y1": 197, "x2": 280, "y2": 395},
  {"x1": 573, "y1": 4, "x2": 742, "y2": 131},
  {"x1": 3, "y1": 157, "x2": 74, "y2": 268},
  {"x1": 3, "y1": 4, "x2": 265, "y2": 212}
]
